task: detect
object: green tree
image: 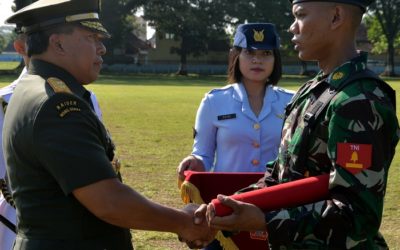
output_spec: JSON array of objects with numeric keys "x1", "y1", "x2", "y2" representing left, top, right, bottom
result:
[
  {"x1": 143, "y1": 0, "x2": 228, "y2": 75},
  {"x1": 101, "y1": 0, "x2": 145, "y2": 59},
  {"x1": 0, "y1": 35, "x2": 7, "y2": 53},
  {"x1": 368, "y1": 0, "x2": 400, "y2": 76},
  {"x1": 223, "y1": 1, "x2": 293, "y2": 54},
  {"x1": 365, "y1": 15, "x2": 400, "y2": 55}
]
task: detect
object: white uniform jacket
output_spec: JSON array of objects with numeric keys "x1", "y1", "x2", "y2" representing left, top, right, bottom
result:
[{"x1": 192, "y1": 83, "x2": 294, "y2": 172}]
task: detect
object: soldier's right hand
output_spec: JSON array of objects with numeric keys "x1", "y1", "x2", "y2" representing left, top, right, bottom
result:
[{"x1": 177, "y1": 155, "x2": 205, "y2": 183}]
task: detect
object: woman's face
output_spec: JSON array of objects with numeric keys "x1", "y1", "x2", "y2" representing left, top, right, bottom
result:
[{"x1": 239, "y1": 49, "x2": 275, "y2": 84}]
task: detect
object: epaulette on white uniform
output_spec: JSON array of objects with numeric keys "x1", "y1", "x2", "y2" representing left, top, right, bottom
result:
[
  {"x1": 207, "y1": 84, "x2": 234, "y2": 95},
  {"x1": 272, "y1": 86, "x2": 296, "y2": 96}
]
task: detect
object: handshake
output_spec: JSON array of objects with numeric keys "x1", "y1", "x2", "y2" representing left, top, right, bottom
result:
[{"x1": 179, "y1": 195, "x2": 267, "y2": 249}]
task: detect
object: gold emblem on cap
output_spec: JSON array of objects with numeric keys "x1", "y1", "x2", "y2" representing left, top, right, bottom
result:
[
  {"x1": 253, "y1": 29, "x2": 264, "y2": 42},
  {"x1": 332, "y1": 72, "x2": 345, "y2": 80}
]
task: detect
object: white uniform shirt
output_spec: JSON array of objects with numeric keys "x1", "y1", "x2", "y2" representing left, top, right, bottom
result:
[
  {"x1": 192, "y1": 83, "x2": 294, "y2": 172},
  {"x1": 0, "y1": 68, "x2": 103, "y2": 250}
]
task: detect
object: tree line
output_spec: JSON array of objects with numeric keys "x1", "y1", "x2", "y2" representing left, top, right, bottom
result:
[{"x1": 4, "y1": 0, "x2": 400, "y2": 76}]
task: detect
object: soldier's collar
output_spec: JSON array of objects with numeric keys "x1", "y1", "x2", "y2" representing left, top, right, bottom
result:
[
  {"x1": 324, "y1": 51, "x2": 369, "y2": 89},
  {"x1": 29, "y1": 59, "x2": 87, "y2": 98}
]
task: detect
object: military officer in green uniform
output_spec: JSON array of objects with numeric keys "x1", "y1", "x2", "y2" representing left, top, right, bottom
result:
[
  {"x1": 3, "y1": 0, "x2": 215, "y2": 249},
  {"x1": 193, "y1": 0, "x2": 400, "y2": 249}
]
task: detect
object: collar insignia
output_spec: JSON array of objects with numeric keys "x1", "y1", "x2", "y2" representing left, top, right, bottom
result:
[{"x1": 275, "y1": 113, "x2": 285, "y2": 119}]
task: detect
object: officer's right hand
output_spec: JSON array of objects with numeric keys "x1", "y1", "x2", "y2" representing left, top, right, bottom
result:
[
  {"x1": 177, "y1": 155, "x2": 205, "y2": 183},
  {"x1": 178, "y1": 203, "x2": 217, "y2": 249}
]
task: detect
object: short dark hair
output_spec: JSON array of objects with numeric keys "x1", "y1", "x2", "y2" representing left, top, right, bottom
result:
[
  {"x1": 26, "y1": 24, "x2": 76, "y2": 57},
  {"x1": 227, "y1": 47, "x2": 282, "y2": 86}
]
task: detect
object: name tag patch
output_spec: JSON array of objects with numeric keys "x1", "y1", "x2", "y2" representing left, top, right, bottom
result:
[
  {"x1": 250, "y1": 231, "x2": 268, "y2": 241},
  {"x1": 218, "y1": 113, "x2": 236, "y2": 120}
]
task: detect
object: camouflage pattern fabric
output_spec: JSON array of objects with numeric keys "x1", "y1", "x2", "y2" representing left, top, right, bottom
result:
[{"x1": 264, "y1": 52, "x2": 399, "y2": 249}]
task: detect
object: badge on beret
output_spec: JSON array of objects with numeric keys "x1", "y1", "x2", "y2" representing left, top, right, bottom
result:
[
  {"x1": 332, "y1": 72, "x2": 345, "y2": 81},
  {"x1": 336, "y1": 143, "x2": 372, "y2": 174},
  {"x1": 253, "y1": 29, "x2": 264, "y2": 42}
]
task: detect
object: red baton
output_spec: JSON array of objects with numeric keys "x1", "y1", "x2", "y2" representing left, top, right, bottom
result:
[{"x1": 211, "y1": 174, "x2": 330, "y2": 216}]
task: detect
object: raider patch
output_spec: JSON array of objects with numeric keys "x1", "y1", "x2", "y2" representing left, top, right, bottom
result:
[
  {"x1": 336, "y1": 143, "x2": 372, "y2": 174},
  {"x1": 56, "y1": 100, "x2": 81, "y2": 118}
]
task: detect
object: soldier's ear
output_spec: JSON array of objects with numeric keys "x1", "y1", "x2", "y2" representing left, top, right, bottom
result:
[
  {"x1": 49, "y1": 34, "x2": 65, "y2": 54},
  {"x1": 331, "y1": 5, "x2": 345, "y2": 30}
]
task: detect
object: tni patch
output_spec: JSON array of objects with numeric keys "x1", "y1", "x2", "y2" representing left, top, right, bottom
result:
[{"x1": 336, "y1": 143, "x2": 372, "y2": 174}]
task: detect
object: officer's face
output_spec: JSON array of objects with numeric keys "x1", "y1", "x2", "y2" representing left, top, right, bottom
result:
[
  {"x1": 59, "y1": 27, "x2": 106, "y2": 84},
  {"x1": 238, "y1": 49, "x2": 274, "y2": 85},
  {"x1": 289, "y1": 2, "x2": 335, "y2": 61}
]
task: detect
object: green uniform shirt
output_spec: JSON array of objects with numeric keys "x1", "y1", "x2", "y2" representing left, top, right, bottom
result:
[
  {"x1": 265, "y1": 52, "x2": 399, "y2": 249},
  {"x1": 3, "y1": 59, "x2": 133, "y2": 250}
]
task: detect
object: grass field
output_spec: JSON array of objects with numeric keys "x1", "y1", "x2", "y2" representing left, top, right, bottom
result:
[
  {"x1": 0, "y1": 72, "x2": 399, "y2": 249},
  {"x1": 0, "y1": 61, "x2": 20, "y2": 70}
]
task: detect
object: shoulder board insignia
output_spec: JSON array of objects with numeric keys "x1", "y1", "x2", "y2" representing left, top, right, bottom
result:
[
  {"x1": 209, "y1": 84, "x2": 233, "y2": 94},
  {"x1": 274, "y1": 87, "x2": 295, "y2": 95},
  {"x1": 47, "y1": 77, "x2": 72, "y2": 94}
]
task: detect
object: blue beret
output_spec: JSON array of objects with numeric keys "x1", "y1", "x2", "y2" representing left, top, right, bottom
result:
[
  {"x1": 233, "y1": 23, "x2": 280, "y2": 50},
  {"x1": 290, "y1": 0, "x2": 373, "y2": 11},
  {"x1": 6, "y1": 0, "x2": 110, "y2": 38}
]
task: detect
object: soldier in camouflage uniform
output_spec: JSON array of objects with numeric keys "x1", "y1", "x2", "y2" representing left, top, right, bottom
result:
[{"x1": 195, "y1": 0, "x2": 400, "y2": 249}]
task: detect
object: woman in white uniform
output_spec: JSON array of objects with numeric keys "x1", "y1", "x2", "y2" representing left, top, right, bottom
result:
[
  {"x1": 177, "y1": 23, "x2": 294, "y2": 249},
  {"x1": 178, "y1": 23, "x2": 294, "y2": 178}
]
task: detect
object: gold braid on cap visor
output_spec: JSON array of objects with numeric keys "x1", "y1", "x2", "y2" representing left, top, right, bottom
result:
[
  {"x1": 66, "y1": 13, "x2": 99, "y2": 22},
  {"x1": 80, "y1": 21, "x2": 109, "y2": 34}
]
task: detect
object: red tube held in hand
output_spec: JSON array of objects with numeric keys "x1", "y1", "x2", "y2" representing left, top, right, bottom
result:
[{"x1": 211, "y1": 174, "x2": 330, "y2": 217}]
